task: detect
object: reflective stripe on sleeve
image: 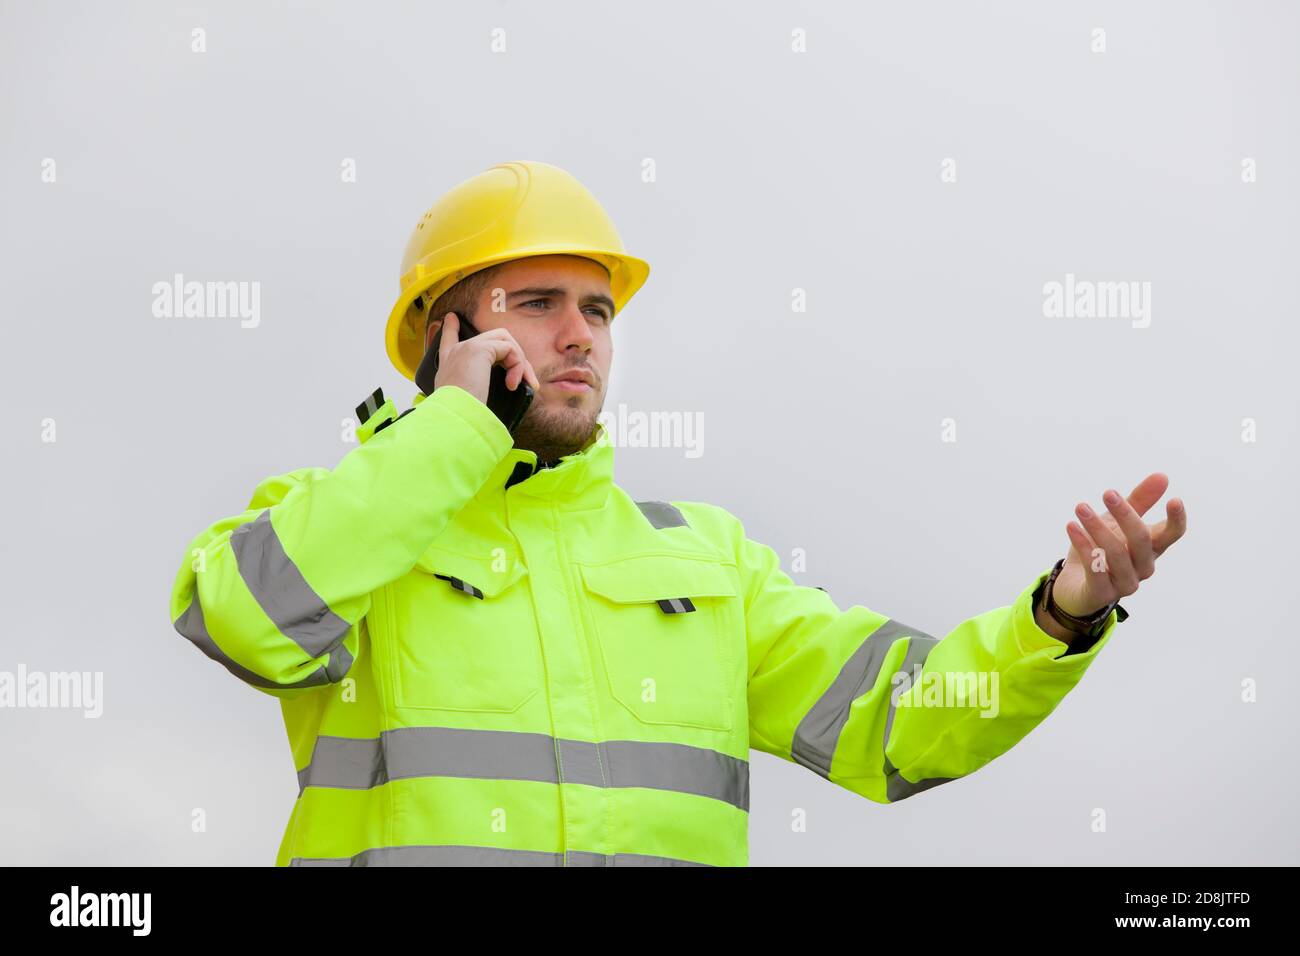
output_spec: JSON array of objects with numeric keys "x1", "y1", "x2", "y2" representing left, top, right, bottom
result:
[
  {"x1": 228, "y1": 509, "x2": 354, "y2": 658},
  {"x1": 881, "y1": 634, "x2": 955, "y2": 801},
  {"x1": 792, "y1": 618, "x2": 957, "y2": 800},
  {"x1": 173, "y1": 592, "x2": 353, "y2": 691}
]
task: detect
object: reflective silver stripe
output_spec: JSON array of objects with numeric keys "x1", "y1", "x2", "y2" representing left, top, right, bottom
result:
[
  {"x1": 389, "y1": 727, "x2": 561, "y2": 784},
  {"x1": 563, "y1": 851, "x2": 711, "y2": 867},
  {"x1": 289, "y1": 846, "x2": 710, "y2": 867},
  {"x1": 636, "y1": 500, "x2": 688, "y2": 529},
  {"x1": 229, "y1": 509, "x2": 353, "y2": 658},
  {"x1": 881, "y1": 634, "x2": 956, "y2": 801},
  {"x1": 323, "y1": 642, "x2": 355, "y2": 682},
  {"x1": 297, "y1": 727, "x2": 748, "y2": 811},
  {"x1": 656, "y1": 597, "x2": 696, "y2": 614},
  {"x1": 885, "y1": 768, "x2": 954, "y2": 802},
  {"x1": 557, "y1": 739, "x2": 749, "y2": 811},
  {"x1": 791, "y1": 616, "x2": 959, "y2": 800},
  {"x1": 791, "y1": 619, "x2": 923, "y2": 777},
  {"x1": 297, "y1": 733, "x2": 389, "y2": 791},
  {"x1": 433, "y1": 574, "x2": 485, "y2": 599},
  {"x1": 298, "y1": 727, "x2": 555, "y2": 792},
  {"x1": 174, "y1": 593, "x2": 352, "y2": 691},
  {"x1": 291, "y1": 846, "x2": 563, "y2": 867},
  {"x1": 606, "y1": 739, "x2": 746, "y2": 811},
  {"x1": 355, "y1": 387, "x2": 383, "y2": 424}
]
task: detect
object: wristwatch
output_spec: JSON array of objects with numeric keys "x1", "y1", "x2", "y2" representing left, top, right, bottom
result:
[{"x1": 1038, "y1": 557, "x2": 1129, "y2": 641}]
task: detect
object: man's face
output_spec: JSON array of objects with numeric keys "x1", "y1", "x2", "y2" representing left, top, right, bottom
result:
[{"x1": 425, "y1": 254, "x2": 615, "y2": 461}]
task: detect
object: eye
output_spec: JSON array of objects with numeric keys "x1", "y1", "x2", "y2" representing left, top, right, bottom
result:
[
  {"x1": 584, "y1": 307, "x2": 612, "y2": 323},
  {"x1": 521, "y1": 298, "x2": 549, "y2": 310}
]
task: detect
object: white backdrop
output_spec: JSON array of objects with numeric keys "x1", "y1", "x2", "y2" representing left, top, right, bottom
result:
[{"x1": 1, "y1": 0, "x2": 1295, "y2": 865}]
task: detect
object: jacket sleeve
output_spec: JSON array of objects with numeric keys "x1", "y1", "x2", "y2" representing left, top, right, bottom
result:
[
  {"x1": 167, "y1": 385, "x2": 515, "y2": 700},
  {"x1": 732, "y1": 519, "x2": 1123, "y2": 803}
]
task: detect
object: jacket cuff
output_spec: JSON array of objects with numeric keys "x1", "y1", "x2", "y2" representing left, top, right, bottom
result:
[
  {"x1": 420, "y1": 385, "x2": 514, "y2": 458},
  {"x1": 1012, "y1": 567, "x2": 1120, "y2": 671}
]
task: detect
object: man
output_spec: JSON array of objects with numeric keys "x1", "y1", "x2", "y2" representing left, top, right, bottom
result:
[{"x1": 168, "y1": 159, "x2": 1187, "y2": 866}]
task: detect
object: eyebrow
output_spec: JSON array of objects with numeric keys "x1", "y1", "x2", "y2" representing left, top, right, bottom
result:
[{"x1": 508, "y1": 287, "x2": 615, "y2": 316}]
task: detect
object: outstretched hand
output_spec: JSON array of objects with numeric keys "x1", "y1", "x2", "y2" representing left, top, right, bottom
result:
[{"x1": 1051, "y1": 472, "x2": 1187, "y2": 617}]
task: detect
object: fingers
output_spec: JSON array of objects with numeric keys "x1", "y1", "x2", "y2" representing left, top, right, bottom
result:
[
  {"x1": 1125, "y1": 472, "x2": 1169, "y2": 519},
  {"x1": 437, "y1": 312, "x2": 459, "y2": 366},
  {"x1": 1069, "y1": 476, "x2": 1185, "y2": 599},
  {"x1": 476, "y1": 329, "x2": 541, "y2": 390},
  {"x1": 1150, "y1": 497, "x2": 1188, "y2": 557},
  {"x1": 1065, "y1": 520, "x2": 1120, "y2": 605},
  {"x1": 439, "y1": 318, "x2": 541, "y2": 392},
  {"x1": 505, "y1": 345, "x2": 540, "y2": 391},
  {"x1": 504, "y1": 352, "x2": 538, "y2": 392},
  {"x1": 1102, "y1": 488, "x2": 1156, "y2": 581},
  {"x1": 1075, "y1": 499, "x2": 1140, "y2": 594},
  {"x1": 1065, "y1": 521, "x2": 1097, "y2": 568}
]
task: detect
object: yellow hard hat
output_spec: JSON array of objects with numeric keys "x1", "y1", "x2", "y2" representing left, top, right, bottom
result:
[{"x1": 384, "y1": 160, "x2": 651, "y2": 382}]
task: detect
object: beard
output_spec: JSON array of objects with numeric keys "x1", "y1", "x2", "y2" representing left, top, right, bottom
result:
[{"x1": 510, "y1": 391, "x2": 603, "y2": 464}]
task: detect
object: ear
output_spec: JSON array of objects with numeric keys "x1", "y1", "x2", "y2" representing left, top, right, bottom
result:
[{"x1": 424, "y1": 313, "x2": 443, "y2": 351}]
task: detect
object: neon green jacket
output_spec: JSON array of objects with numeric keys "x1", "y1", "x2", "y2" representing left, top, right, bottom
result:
[{"x1": 168, "y1": 384, "x2": 1123, "y2": 866}]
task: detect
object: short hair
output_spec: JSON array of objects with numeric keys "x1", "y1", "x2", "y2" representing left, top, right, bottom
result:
[{"x1": 418, "y1": 262, "x2": 508, "y2": 342}]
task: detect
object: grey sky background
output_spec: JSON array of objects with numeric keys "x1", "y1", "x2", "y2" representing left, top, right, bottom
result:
[{"x1": 1, "y1": 0, "x2": 1296, "y2": 865}]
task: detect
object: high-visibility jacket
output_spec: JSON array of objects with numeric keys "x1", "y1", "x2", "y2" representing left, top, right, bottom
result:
[{"x1": 168, "y1": 384, "x2": 1123, "y2": 866}]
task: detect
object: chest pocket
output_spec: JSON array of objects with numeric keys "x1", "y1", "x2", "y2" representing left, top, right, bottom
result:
[
  {"x1": 578, "y1": 554, "x2": 740, "y2": 733},
  {"x1": 387, "y1": 549, "x2": 540, "y2": 713}
]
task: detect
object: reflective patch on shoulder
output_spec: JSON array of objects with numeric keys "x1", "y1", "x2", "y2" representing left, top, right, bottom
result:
[
  {"x1": 635, "y1": 500, "x2": 688, "y2": 530},
  {"x1": 355, "y1": 387, "x2": 384, "y2": 425}
]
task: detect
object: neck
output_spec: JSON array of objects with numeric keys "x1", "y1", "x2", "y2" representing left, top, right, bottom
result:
[{"x1": 512, "y1": 419, "x2": 600, "y2": 465}]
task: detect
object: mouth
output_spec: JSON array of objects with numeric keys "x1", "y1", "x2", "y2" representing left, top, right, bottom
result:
[
  {"x1": 547, "y1": 370, "x2": 595, "y2": 392},
  {"x1": 548, "y1": 380, "x2": 592, "y2": 393}
]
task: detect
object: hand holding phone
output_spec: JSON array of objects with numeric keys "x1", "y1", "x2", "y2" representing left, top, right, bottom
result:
[{"x1": 415, "y1": 311, "x2": 538, "y2": 434}]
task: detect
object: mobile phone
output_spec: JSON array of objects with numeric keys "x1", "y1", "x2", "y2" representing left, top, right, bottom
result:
[{"x1": 415, "y1": 311, "x2": 534, "y2": 434}]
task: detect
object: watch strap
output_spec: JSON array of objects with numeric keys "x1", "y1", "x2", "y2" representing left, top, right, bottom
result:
[{"x1": 1040, "y1": 558, "x2": 1129, "y2": 640}]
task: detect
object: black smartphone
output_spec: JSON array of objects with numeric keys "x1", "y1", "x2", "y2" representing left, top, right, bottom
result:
[{"x1": 415, "y1": 311, "x2": 534, "y2": 434}]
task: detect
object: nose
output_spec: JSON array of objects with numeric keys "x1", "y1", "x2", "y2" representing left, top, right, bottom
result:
[{"x1": 556, "y1": 301, "x2": 594, "y2": 354}]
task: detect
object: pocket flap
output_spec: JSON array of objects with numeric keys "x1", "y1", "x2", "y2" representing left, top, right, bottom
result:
[
  {"x1": 414, "y1": 547, "x2": 528, "y2": 598},
  {"x1": 579, "y1": 555, "x2": 739, "y2": 604}
]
